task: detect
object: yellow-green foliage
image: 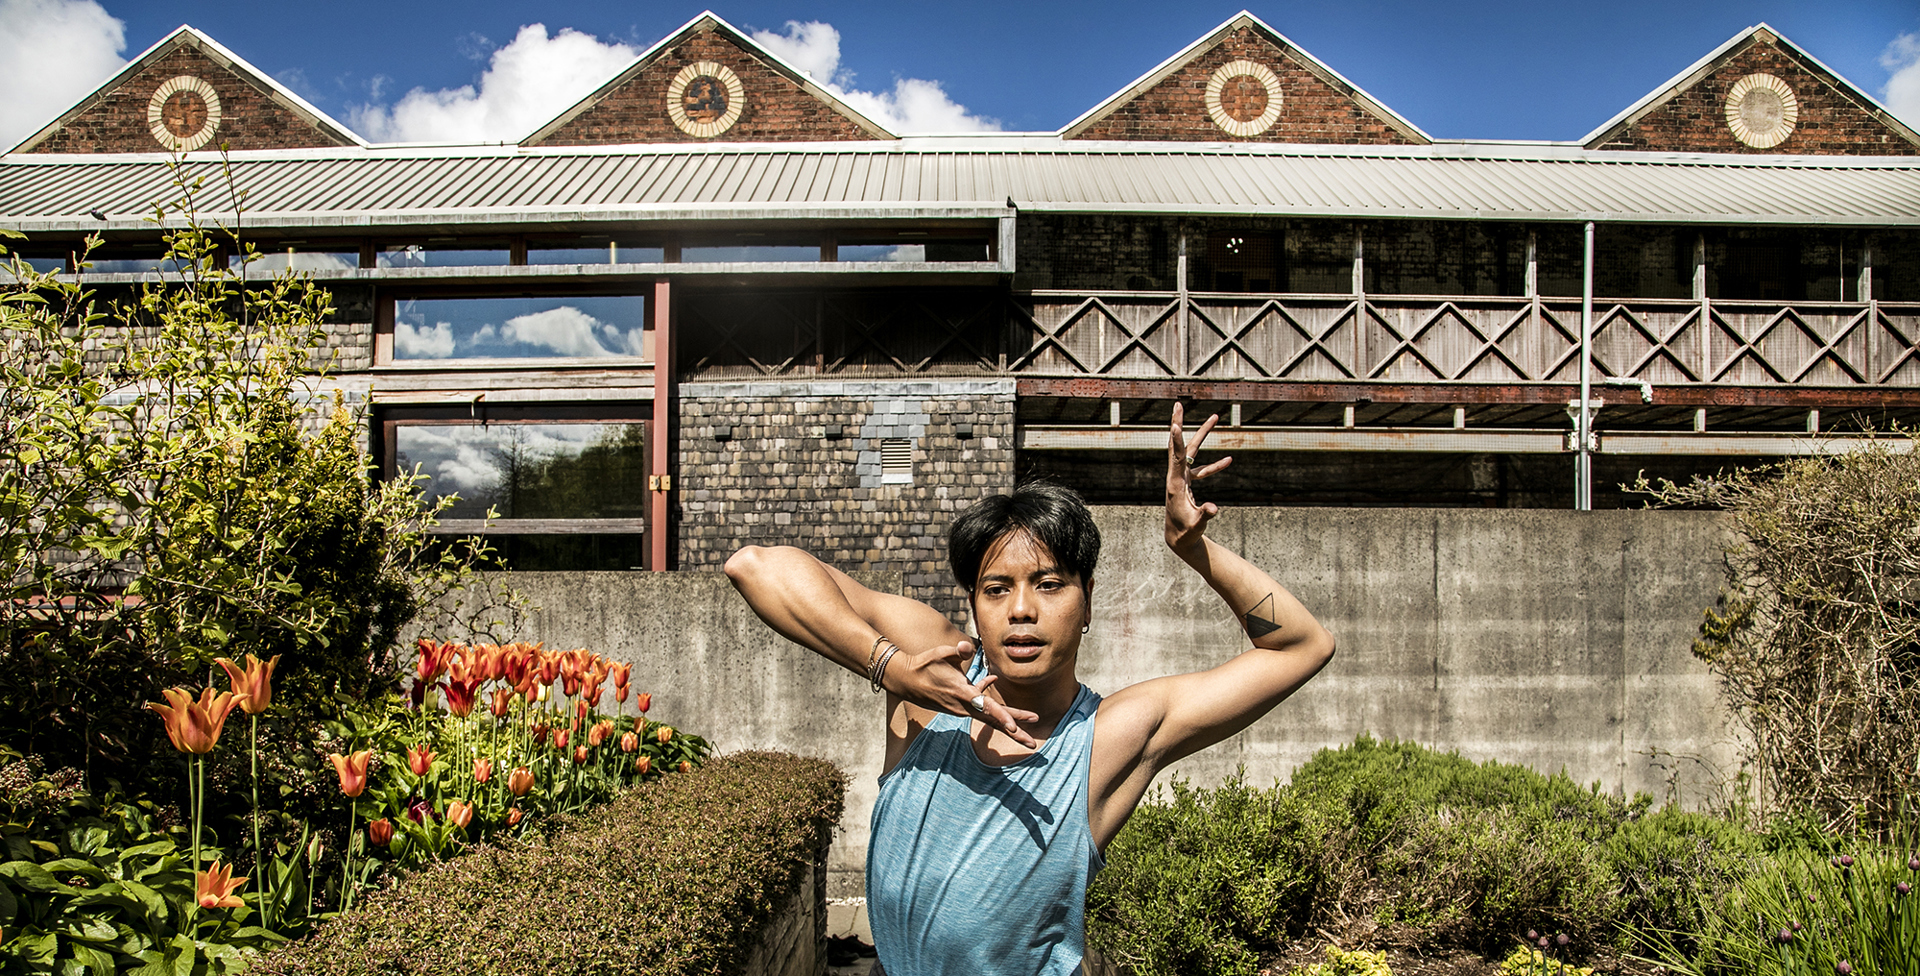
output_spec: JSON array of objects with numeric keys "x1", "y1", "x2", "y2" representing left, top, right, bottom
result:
[
  {"x1": 1497, "y1": 946, "x2": 1594, "y2": 976},
  {"x1": 1290, "y1": 946, "x2": 1393, "y2": 976}
]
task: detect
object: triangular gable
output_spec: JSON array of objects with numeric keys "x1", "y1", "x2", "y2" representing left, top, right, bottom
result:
[
  {"x1": 523, "y1": 11, "x2": 894, "y2": 146},
  {"x1": 1582, "y1": 24, "x2": 1920, "y2": 155},
  {"x1": 11, "y1": 25, "x2": 365, "y2": 155},
  {"x1": 1062, "y1": 11, "x2": 1428, "y2": 145}
]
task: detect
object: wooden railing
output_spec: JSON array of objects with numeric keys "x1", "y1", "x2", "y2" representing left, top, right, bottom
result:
[{"x1": 1010, "y1": 291, "x2": 1920, "y2": 386}]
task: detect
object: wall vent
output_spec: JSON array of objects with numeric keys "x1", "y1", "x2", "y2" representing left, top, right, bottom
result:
[{"x1": 880, "y1": 438, "x2": 913, "y2": 485}]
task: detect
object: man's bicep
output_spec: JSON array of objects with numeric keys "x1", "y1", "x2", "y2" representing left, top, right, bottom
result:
[{"x1": 1140, "y1": 640, "x2": 1334, "y2": 768}]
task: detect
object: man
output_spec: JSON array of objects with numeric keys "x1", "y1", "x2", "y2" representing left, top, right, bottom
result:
[{"x1": 725, "y1": 405, "x2": 1334, "y2": 976}]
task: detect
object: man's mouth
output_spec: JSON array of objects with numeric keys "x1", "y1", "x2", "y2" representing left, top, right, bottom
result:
[{"x1": 1002, "y1": 636, "x2": 1044, "y2": 659}]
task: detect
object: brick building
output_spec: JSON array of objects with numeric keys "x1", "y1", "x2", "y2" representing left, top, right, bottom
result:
[{"x1": 4, "y1": 12, "x2": 1919, "y2": 618}]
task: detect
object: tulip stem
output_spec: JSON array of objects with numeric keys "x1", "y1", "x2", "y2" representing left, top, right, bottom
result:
[
  {"x1": 250, "y1": 713, "x2": 270, "y2": 932},
  {"x1": 189, "y1": 754, "x2": 203, "y2": 925}
]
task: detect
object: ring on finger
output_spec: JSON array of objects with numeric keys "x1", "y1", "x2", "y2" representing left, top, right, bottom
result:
[
  {"x1": 1184, "y1": 455, "x2": 1197, "y2": 467},
  {"x1": 967, "y1": 694, "x2": 988, "y2": 713}
]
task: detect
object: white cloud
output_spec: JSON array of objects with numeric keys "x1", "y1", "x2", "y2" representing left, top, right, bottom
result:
[
  {"x1": 1882, "y1": 32, "x2": 1920, "y2": 128},
  {"x1": 751, "y1": 20, "x2": 998, "y2": 134},
  {"x1": 350, "y1": 23, "x2": 637, "y2": 143},
  {"x1": 497, "y1": 305, "x2": 643, "y2": 357},
  {"x1": 395, "y1": 320, "x2": 456, "y2": 358},
  {"x1": 0, "y1": 0, "x2": 126, "y2": 149}
]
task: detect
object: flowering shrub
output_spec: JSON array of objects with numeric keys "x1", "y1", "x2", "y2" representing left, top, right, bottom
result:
[{"x1": 252, "y1": 752, "x2": 845, "y2": 976}]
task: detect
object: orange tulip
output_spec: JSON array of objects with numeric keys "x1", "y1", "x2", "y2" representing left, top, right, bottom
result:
[
  {"x1": 656, "y1": 726, "x2": 673, "y2": 745},
  {"x1": 148, "y1": 687, "x2": 245, "y2": 754},
  {"x1": 489, "y1": 687, "x2": 514, "y2": 718},
  {"x1": 367, "y1": 818, "x2": 395, "y2": 846},
  {"x1": 552, "y1": 728, "x2": 570, "y2": 751},
  {"x1": 328, "y1": 750, "x2": 372, "y2": 797},
  {"x1": 444, "y1": 676, "x2": 480, "y2": 718},
  {"x1": 584, "y1": 682, "x2": 605, "y2": 708},
  {"x1": 445, "y1": 799, "x2": 474, "y2": 830},
  {"x1": 407, "y1": 744, "x2": 435, "y2": 777},
  {"x1": 507, "y1": 766, "x2": 534, "y2": 797},
  {"x1": 473, "y1": 758, "x2": 493, "y2": 783},
  {"x1": 415, "y1": 639, "x2": 457, "y2": 683},
  {"x1": 678, "y1": 760, "x2": 693, "y2": 774},
  {"x1": 588, "y1": 720, "x2": 614, "y2": 748},
  {"x1": 635, "y1": 692, "x2": 652, "y2": 714},
  {"x1": 196, "y1": 859, "x2": 248, "y2": 909},
  {"x1": 573, "y1": 745, "x2": 589, "y2": 765},
  {"x1": 619, "y1": 731, "x2": 639, "y2": 753},
  {"x1": 214, "y1": 654, "x2": 280, "y2": 715},
  {"x1": 634, "y1": 755, "x2": 651, "y2": 775},
  {"x1": 507, "y1": 807, "x2": 524, "y2": 826}
]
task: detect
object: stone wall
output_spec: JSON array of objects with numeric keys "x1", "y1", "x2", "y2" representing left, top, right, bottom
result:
[
  {"x1": 1071, "y1": 23, "x2": 1419, "y2": 144},
  {"x1": 732, "y1": 845, "x2": 827, "y2": 976},
  {"x1": 677, "y1": 378, "x2": 1017, "y2": 619},
  {"x1": 531, "y1": 27, "x2": 875, "y2": 146},
  {"x1": 468, "y1": 506, "x2": 1741, "y2": 897},
  {"x1": 28, "y1": 44, "x2": 352, "y2": 154},
  {"x1": 1590, "y1": 35, "x2": 1919, "y2": 155}
]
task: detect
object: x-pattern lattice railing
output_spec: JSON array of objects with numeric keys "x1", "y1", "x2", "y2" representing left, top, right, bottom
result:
[{"x1": 1012, "y1": 292, "x2": 1920, "y2": 387}]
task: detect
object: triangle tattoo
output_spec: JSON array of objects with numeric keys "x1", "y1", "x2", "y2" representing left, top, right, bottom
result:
[{"x1": 1244, "y1": 593, "x2": 1281, "y2": 639}]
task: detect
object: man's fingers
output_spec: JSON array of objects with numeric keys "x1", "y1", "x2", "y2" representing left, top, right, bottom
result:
[
  {"x1": 1187, "y1": 413, "x2": 1219, "y2": 457},
  {"x1": 989, "y1": 704, "x2": 1038, "y2": 747},
  {"x1": 1193, "y1": 456, "x2": 1233, "y2": 480}
]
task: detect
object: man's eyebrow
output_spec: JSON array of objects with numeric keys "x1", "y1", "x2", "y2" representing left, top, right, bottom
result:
[{"x1": 979, "y1": 567, "x2": 1066, "y2": 584}]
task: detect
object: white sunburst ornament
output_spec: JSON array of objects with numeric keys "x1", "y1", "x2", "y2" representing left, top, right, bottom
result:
[
  {"x1": 667, "y1": 61, "x2": 745, "y2": 138},
  {"x1": 147, "y1": 75, "x2": 222, "y2": 152},
  {"x1": 1205, "y1": 60, "x2": 1283, "y2": 138},
  {"x1": 1725, "y1": 73, "x2": 1799, "y2": 149}
]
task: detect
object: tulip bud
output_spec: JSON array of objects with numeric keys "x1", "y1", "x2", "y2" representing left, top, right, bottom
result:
[
  {"x1": 635, "y1": 755, "x2": 651, "y2": 775},
  {"x1": 473, "y1": 758, "x2": 493, "y2": 783},
  {"x1": 508, "y1": 766, "x2": 534, "y2": 797},
  {"x1": 537, "y1": 684, "x2": 550, "y2": 702},
  {"x1": 1840, "y1": 855, "x2": 1855, "y2": 868},
  {"x1": 678, "y1": 760, "x2": 692, "y2": 773},
  {"x1": 367, "y1": 819, "x2": 394, "y2": 847},
  {"x1": 553, "y1": 728, "x2": 570, "y2": 751},
  {"x1": 657, "y1": 726, "x2": 673, "y2": 744},
  {"x1": 636, "y1": 692, "x2": 652, "y2": 714},
  {"x1": 307, "y1": 833, "x2": 325, "y2": 863},
  {"x1": 620, "y1": 732, "x2": 639, "y2": 753},
  {"x1": 407, "y1": 744, "x2": 434, "y2": 777},
  {"x1": 508, "y1": 807, "x2": 524, "y2": 826},
  {"x1": 573, "y1": 745, "x2": 589, "y2": 765},
  {"x1": 1777, "y1": 929, "x2": 1794, "y2": 944},
  {"x1": 1898, "y1": 882, "x2": 1911, "y2": 896},
  {"x1": 1555, "y1": 934, "x2": 1568, "y2": 947},
  {"x1": 1527, "y1": 931, "x2": 1538, "y2": 941},
  {"x1": 1908, "y1": 856, "x2": 1919, "y2": 871},
  {"x1": 446, "y1": 799, "x2": 473, "y2": 830}
]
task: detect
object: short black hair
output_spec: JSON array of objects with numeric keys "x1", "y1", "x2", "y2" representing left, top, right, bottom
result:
[{"x1": 948, "y1": 482, "x2": 1100, "y2": 591}]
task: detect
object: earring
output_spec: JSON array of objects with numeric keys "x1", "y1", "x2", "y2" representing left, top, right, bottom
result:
[{"x1": 1081, "y1": 623, "x2": 1090, "y2": 634}]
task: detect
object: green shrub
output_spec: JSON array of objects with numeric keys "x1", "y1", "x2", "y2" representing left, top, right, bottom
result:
[
  {"x1": 1088, "y1": 736, "x2": 1768, "y2": 976},
  {"x1": 251, "y1": 752, "x2": 846, "y2": 976}
]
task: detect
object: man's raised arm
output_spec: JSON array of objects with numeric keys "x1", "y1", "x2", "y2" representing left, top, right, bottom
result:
[{"x1": 1129, "y1": 404, "x2": 1336, "y2": 768}]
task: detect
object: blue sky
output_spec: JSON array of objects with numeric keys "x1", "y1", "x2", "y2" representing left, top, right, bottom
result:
[{"x1": 4, "y1": 0, "x2": 1918, "y2": 147}]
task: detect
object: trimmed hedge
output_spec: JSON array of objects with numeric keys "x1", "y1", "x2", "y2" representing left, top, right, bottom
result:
[
  {"x1": 1087, "y1": 736, "x2": 1763, "y2": 976},
  {"x1": 253, "y1": 751, "x2": 846, "y2": 976}
]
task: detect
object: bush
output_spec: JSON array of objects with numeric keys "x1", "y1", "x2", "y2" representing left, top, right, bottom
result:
[
  {"x1": 251, "y1": 752, "x2": 846, "y2": 976},
  {"x1": 1087, "y1": 737, "x2": 1766, "y2": 976}
]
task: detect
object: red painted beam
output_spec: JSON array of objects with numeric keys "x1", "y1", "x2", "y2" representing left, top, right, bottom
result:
[
  {"x1": 649, "y1": 280, "x2": 674, "y2": 572},
  {"x1": 1013, "y1": 378, "x2": 1920, "y2": 409}
]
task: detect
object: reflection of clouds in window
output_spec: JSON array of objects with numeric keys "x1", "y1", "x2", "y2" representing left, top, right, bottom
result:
[
  {"x1": 395, "y1": 320, "x2": 456, "y2": 358},
  {"x1": 478, "y1": 306, "x2": 643, "y2": 358},
  {"x1": 240, "y1": 252, "x2": 357, "y2": 272},
  {"x1": 887, "y1": 245, "x2": 925, "y2": 262},
  {"x1": 394, "y1": 424, "x2": 630, "y2": 518},
  {"x1": 393, "y1": 296, "x2": 645, "y2": 360}
]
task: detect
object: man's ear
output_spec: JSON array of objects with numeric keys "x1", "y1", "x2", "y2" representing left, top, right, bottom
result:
[{"x1": 1080, "y1": 577, "x2": 1095, "y2": 629}]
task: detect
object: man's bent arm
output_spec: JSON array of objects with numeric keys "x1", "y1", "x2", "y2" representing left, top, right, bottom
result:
[{"x1": 1130, "y1": 406, "x2": 1335, "y2": 769}]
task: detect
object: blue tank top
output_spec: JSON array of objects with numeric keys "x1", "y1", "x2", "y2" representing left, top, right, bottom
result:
[{"x1": 867, "y1": 656, "x2": 1104, "y2": 976}]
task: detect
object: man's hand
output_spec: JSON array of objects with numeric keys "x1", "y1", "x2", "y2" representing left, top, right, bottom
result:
[
  {"x1": 1166, "y1": 403, "x2": 1232, "y2": 555},
  {"x1": 884, "y1": 639, "x2": 1040, "y2": 748}
]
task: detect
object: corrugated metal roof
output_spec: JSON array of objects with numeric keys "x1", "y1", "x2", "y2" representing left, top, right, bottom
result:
[{"x1": 4, "y1": 140, "x2": 1919, "y2": 231}]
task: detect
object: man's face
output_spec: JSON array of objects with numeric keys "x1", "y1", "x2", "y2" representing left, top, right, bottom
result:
[{"x1": 969, "y1": 530, "x2": 1093, "y2": 689}]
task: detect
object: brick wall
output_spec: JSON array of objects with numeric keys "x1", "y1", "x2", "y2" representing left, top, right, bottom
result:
[
  {"x1": 678, "y1": 380, "x2": 1016, "y2": 622},
  {"x1": 1590, "y1": 37, "x2": 1919, "y2": 155},
  {"x1": 28, "y1": 45, "x2": 353, "y2": 154},
  {"x1": 1071, "y1": 25, "x2": 1419, "y2": 145},
  {"x1": 531, "y1": 29, "x2": 877, "y2": 146}
]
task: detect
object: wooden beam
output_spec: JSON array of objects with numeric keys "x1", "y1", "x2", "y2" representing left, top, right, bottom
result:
[
  {"x1": 649, "y1": 279, "x2": 674, "y2": 572},
  {"x1": 1019, "y1": 425, "x2": 1915, "y2": 457},
  {"x1": 1013, "y1": 378, "x2": 1920, "y2": 409}
]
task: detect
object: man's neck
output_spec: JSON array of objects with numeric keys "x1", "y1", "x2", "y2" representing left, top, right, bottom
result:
[{"x1": 996, "y1": 670, "x2": 1081, "y2": 735}]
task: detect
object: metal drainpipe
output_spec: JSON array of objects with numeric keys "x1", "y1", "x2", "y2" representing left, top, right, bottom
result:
[{"x1": 1578, "y1": 221, "x2": 1595, "y2": 511}]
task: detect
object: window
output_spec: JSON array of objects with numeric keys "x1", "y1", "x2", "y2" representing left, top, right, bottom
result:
[
  {"x1": 387, "y1": 294, "x2": 650, "y2": 362},
  {"x1": 381, "y1": 405, "x2": 650, "y2": 571},
  {"x1": 378, "y1": 242, "x2": 511, "y2": 268},
  {"x1": 1208, "y1": 233, "x2": 1278, "y2": 292}
]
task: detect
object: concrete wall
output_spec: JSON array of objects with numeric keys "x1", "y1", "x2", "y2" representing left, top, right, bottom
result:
[{"x1": 467, "y1": 506, "x2": 1740, "y2": 897}]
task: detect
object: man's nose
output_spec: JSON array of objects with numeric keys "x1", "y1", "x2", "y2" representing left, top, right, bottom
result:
[{"x1": 1008, "y1": 585, "x2": 1037, "y2": 620}]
